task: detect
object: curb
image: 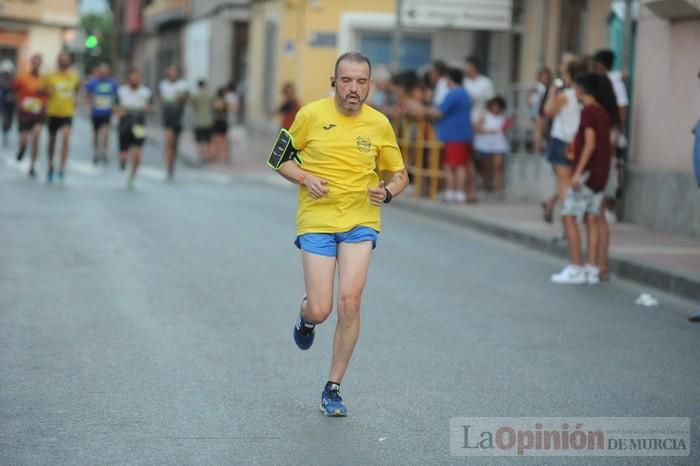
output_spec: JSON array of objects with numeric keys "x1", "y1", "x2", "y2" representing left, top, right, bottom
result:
[{"x1": 394, "y1": 197, "x2": 700, "y2": 303}]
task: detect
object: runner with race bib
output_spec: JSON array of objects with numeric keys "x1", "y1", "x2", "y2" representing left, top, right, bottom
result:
[
  {"x1": 85, "y1": 63, "x2": 118, "y2": 165},
  {"x1": 116, "y1": 68, "x2": 152, "y2": 190},
  {"x1": 14, "y1": 53, "x2": 46, "y2": 178}
]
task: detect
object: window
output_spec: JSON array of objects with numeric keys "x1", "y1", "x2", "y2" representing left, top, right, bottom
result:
[
  {"x1": 559, "y1": 0, "x2": 588, "y2": 56},
  {"x1": 359, "y1": 33, "x2": 432, "y2": 71}
]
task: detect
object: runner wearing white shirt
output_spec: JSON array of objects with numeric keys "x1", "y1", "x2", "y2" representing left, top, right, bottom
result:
[
  {"x1": 117, "y1": 68, "x2": 152, "y2": 189},
  {"x1": 158, "y1": 65, "x2": 189, "y2": 180}
]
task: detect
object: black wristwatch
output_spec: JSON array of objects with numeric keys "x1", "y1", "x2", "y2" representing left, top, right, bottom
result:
[{"x1": 383, "y1": 188, "x2": 393, "y2": 204}]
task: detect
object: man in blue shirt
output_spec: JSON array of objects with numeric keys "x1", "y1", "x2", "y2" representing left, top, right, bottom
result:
[
  {"x1": 85, "y1": 63, "x2": 118, "y2": 164},
  {"x1": 411, "y1": 67, "x2": 475, "y2": 203}
]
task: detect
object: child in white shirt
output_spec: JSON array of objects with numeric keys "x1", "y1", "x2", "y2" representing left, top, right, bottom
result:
[{"x1": 475, "y1": 96, "x2": 510, "y2": 199}]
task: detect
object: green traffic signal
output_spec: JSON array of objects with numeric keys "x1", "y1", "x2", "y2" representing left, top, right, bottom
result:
[{"x1": 85, "y1": 35, "x2": 98, "y2": 49}]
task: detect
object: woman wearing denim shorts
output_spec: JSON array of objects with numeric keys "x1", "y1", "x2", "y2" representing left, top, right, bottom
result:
[{"x1": 542, "y1": 56, "x2": 583, "y2": 222}]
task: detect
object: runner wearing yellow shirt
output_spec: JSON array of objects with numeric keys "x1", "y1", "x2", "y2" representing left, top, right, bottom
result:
[
  {"x1": 272, "y1": 52, "x2": 408, "y2": 416},
  {"x1": 43, "y1": 52, "x2": 80, "y2": 183}
]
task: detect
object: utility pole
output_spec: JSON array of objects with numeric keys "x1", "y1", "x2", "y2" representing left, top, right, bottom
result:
[
  {"x1": 110, "y1": 0, "x2": 119, "y2": 76},
  {"x1": 392, "y1": 0, "x2": 403, "y2": 73}
]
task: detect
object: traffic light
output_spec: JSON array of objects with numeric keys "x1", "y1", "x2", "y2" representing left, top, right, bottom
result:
[{"x1": 85, "y1": 35, "x2": 98, "y2": 49}]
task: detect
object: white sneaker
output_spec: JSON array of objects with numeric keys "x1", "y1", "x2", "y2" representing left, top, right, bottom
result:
[
  {"x1": 584, "y1": 264, "x2": 600, "y2": 284},
  {"x1": 605, "y1": 209, "x2": 617, "y2": 224},
  {"x1": 550, "y1": 265, "x2": 587, "y2": 284},
  {"x1": 444, "y1": 191, "x2": 455, "y2": 203},
  {"x1": 454, "y1": 191, "x2": 466, "y2": 204}
]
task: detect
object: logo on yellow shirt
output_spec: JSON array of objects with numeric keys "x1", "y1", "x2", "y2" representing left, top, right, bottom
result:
[{"x1": 356, "y1": 136, "x2": 372, "y2": 153}]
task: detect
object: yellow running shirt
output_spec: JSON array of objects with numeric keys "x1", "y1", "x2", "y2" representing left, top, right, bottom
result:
[
  {"x1": 44, "y1": 71, "x2": 80, "y2": 117},
  {"x1": 289, "y1": 97, "x2": 404, "y2": 235}
]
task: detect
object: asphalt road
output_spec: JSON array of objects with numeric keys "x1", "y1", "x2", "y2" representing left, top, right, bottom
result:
[{"x1": 1, "y1": 117, "x2": 698, "y2": 465}]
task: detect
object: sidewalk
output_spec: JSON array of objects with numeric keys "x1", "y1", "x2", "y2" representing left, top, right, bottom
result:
[
  {"x1": 144, "y1": 119, "x2": 272, "y2": 176},
  {"x1": 189, "y1": 126, "x2": 700, "y2": 303},
  {"x1": 393, "y1": 195, "x2": 700, "y2": 302}
]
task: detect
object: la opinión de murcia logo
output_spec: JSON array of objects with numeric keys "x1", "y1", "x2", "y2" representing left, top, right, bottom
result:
[{"x1": 450, "y1": 417, "x2": 690, "y2": 457}]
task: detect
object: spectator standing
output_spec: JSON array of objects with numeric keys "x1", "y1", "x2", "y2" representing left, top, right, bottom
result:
[
  {"x1": 590, "y1": 51, "x2": 625, "y2": 282},
  {"x1": 430, "y1": 60, "x2": 450, "y2": 106},
  {"x1": 211, "y1": 87, "x2": 230, "y2": 163},
  {"x1": 551, "y1": 73, "x2": 612, "y2": 285},
  {"x1": 593, "y1": 50, "x2": 629, "y2": 132},
  {"x1": 463, "y1": 56, "x2": 495, "y2": 126},
  {"x1": 277, "y1": 82, "x2": 300, "y2": 130},
  {"x1": 475, "y1": 96, "x2": 510, "y2": 199},
  {"x1": 463, "y1": 56, "x2": 495, "y2": 193},
  {"x1": 0, "y1": 59, "x2": 16, "y2": 147},
  {"x1": 532, "y1": 66, "x2": 553, "y2": 153},
  {"x1": 224, "y1": 81, "x2": 240, "y2": 126},
  {"x1": 411, "y1": 68, "x2": 475, "y2": 203},
  {"x1": 190, "y1": 79, "x2": 214, "y2": 163},
  {"x1": 541, "y1": 54, "x2": 582, "y2": 223}
]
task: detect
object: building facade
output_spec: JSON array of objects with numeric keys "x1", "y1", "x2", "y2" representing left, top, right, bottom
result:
[
  {"x1": 624, "y1": 0, "x2": 700, "y2": 237},
  {"x1": 0, "y1": 0, "x2": 78, "y2": 72},
  {"x1": 131, "y1": 0, "x2": 251, "y2": 95},
  {"x1": 185, "y1": 0, "x2": 250, "y2": 93},
  {"x1": 140, "y1": 0, "x2": 189, "y2": 90},
  {"x1": 247, "y1": 0, "x2": 520, "y2": 124},
  {"x1": 518, "y1": 0, "x2": 612, "y2": 85}
]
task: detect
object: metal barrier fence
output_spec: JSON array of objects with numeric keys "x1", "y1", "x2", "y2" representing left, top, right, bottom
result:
[{"x1": 392, "y1": 117, "x2": 443, "y2": 200}]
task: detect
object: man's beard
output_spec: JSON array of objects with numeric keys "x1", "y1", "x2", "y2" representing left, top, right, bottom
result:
[{"x1": 342, "y1": 92, "x2": 363, "y2": 108}]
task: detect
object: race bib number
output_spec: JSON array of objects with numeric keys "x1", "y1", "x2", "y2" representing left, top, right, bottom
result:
[
  {"x1": 55, "y1": 82, "x2": 73, "y2": 99},
  {"x1": 132, "y1": 124, "x2": 145, "y2": 138},
  {"x1": 95, "y1": 95, "x2": 113, "y2": 110},
  {"x1": 21, "y1": 97, "x2": 42, "y2": 114}
]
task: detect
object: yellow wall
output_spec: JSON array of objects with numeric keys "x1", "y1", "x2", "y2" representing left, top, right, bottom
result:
[
  {"x1": 24, "y1": 25, "x2": 66, "y2": 72},
  {"x1": 288, "y1": 0, "x2": 395, "y2": 105},
  {"x1": 0, "y1": 0, "x2": 77, "y2": 72},
  {"x1": 0, "y1": 0, "x2": 78, "y2": 26},
  {"x1": 248, "y1": 0, "x2": 395, "y2": 122},
  {"x1": 252, "y1": 0, "x2": 614, "y2": 122},
  {"x1": 247, "y1": 0, "x2": 282, "y2": 122}
]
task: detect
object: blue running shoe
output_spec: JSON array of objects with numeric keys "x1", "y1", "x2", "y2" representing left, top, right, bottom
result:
[
  {"x1": 57, "y1": 171, "x2": 64, "y2": 182},
  {"x1": 47, "y1": 167, "x2": 54, "y2": 183},
  {"x1": 320, "y1": 383, "x2": 347, "y2": 417},
  {"x1": 293, "y1": 298, "x2": 315, "y2": 350}
]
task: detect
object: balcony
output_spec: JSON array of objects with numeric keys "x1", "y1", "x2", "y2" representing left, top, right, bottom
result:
[
  {"x1": 0, "y1": 0, "x2": 78, "y2": 27},
  {"x1": 144, "y1": 0, "x2": 189, "y2": 30},
  {"x1": 644, "y1": 0, "x2": 700, "y2": 20}
]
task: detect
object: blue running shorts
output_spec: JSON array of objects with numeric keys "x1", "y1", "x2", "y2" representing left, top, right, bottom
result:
[{"x1": 295, "y1": 226, "x2": 378, "y2": 257}]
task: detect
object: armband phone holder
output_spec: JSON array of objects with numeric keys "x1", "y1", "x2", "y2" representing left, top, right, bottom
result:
[{"x1": 267, "y1": 128, "x2": 302, "y2": 170}]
